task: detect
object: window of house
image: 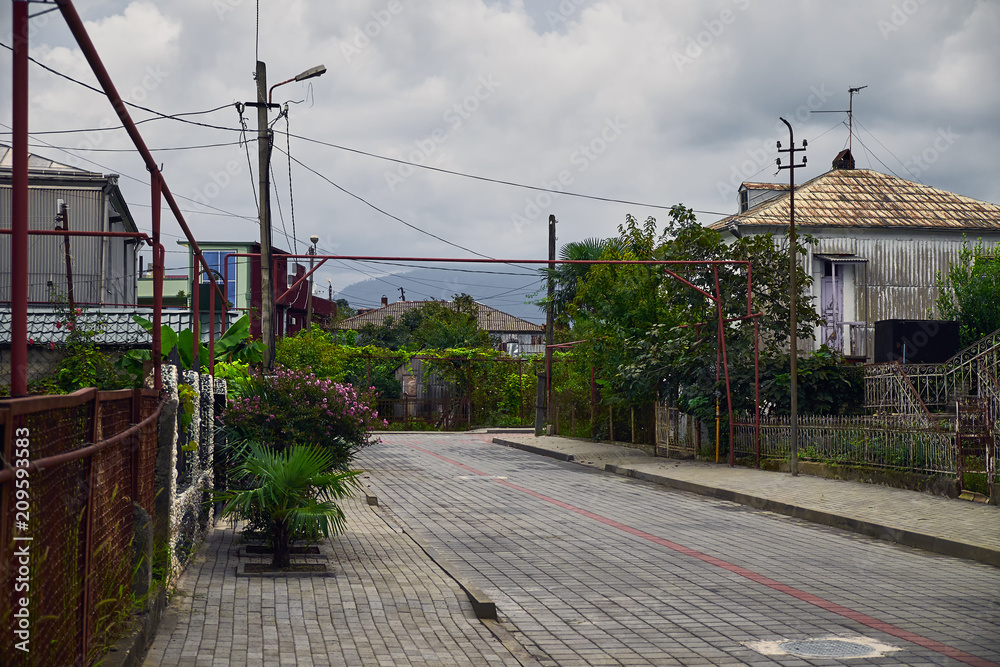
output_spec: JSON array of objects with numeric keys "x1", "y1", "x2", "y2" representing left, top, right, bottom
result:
[{"x1": 200, "y1": 250, "x2": 238, "y2": 306}]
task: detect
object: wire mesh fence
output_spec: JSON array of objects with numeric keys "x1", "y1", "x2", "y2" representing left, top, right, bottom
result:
[{"x1": 0, "y1": 388, "x2": 161, "y2": 665}]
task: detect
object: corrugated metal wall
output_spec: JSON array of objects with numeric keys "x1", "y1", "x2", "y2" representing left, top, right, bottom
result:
[
  {"x1": 0, "y1": 184, "x2": 137, "y2": 305},
  {"x1": 809, "y1": 231, "x2": 1000, "y2": 357}
]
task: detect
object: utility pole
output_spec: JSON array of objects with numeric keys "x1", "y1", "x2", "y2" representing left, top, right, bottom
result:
[
  {"x1": 246, "y1": 62, "x2": 324, "y2": 368},
  {"x1": 545, "y1": 214, "x2": 556, "y2": 420},
  {"x1": 536, "y1": 215, "x2": 556, "y2": 435},
  {"x1": 55, "y1": 200, "x2": 75, "y2": 312},
  {"x1": 777, "y1": 117, "x2": 807, "y2": 476},
  {"x1": 256, "y1": 61, "x2": 276, "y2": 370}
]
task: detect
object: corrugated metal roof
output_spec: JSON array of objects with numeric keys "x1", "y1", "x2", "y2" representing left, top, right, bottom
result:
[
  {"x1": 336, "y1": 300, "x2": 544, "y2": 333},
  {"x1": 0, "y1": 143, "x2": 95, "y2": 173},
  {"x1": 712, "y1": 169, "x2": 1000, "y2": 232},
  {"x1": 0, "y1": 307, "x2": 239, "y2": 345}
]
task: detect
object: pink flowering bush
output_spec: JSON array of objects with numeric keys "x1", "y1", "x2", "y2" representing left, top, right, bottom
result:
[{"x1": 224, "y1": 366, "x2": 386, "y2": 470}]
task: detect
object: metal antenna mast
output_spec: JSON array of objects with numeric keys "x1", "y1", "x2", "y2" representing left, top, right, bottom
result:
[
  {"x1": 847, "y1": 85, "x2": 867, "y2": 153},
  {"x1": 812, "y1": 85, "x2": 867, "y2": 152}
]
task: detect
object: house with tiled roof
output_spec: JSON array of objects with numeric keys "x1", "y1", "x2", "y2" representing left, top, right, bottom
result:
[
  {"x1": 337, "y1": 298, "x2": 545, "y2": 356},
  {"x1": 710, "y1": 150, "x2": 1000, "y2": 360}
]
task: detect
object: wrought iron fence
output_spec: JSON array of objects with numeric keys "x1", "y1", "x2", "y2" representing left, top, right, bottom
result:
[
  {"x1": 0, "y1": 388, "x2": 161, "y2": 665},
  {"x1": 732, "y1": 413, "x2": 956, "y2": 474}
]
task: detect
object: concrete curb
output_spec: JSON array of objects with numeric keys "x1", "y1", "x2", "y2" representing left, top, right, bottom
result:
[
  {"x1": 368, "y1": 504, "x2": 498, "y2": 620},
  {"x1": 99, "y1": 587, "x2": 167, "y2": 667},
  {"x1": 493, "y1": 437, "x2": 1000, "y2": 568},
  {"x1": 401, "y1": 528, "x2": 498, "y2": 620},
  {"x1": 494, "y1": 438, "x2": 575, "y2": 462},
  {"x1": 236, "y1": 562, "x2": 336, "y2": 577},
  {"x1": 605, "y1": 464, "x2": 1000, "y2": 568}
]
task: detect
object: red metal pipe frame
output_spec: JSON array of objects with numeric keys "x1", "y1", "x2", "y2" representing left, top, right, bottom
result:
[
  {"x1": 10, "y1": 0, "x2": 29, "y2": 396},
  {"x1": 152, "y1": 175, "x2": 162, "y2": 390},
  {"x1": 0, "y1": 229, "x2": 151, "y2": 240},
  {"x1": 712, "y1": 268, "x2": 737, "y2": 467},
  {"x1": 277, "y1": 258, "x2": 328, "y2": 305},
  {"x1": 228, "y1": 252, "x2": 762, "y2": 460},
  {"x1": 55, "y1": 0, "x2": 222, "y2": 375}
]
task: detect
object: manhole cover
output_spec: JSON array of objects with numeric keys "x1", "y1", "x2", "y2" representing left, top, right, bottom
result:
[
  {"x1": 779, "y1": 639, "x2": 876, "y2": 658},
  {"x1": 746, "y1": 636, "x2": 901, "y2": 659}
]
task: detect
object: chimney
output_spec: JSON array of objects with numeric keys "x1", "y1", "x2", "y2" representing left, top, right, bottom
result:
[
  {"x1": 381, "y1": 295, "x2": 388, "y2": 307},
  {"x1": 832, "y1": 149, "x2": 855, "y2": 170}
]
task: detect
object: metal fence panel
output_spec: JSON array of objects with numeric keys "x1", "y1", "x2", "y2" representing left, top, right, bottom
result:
[
  {"x1": 732, "y1": 413, "x2": 956, "y2": 474},
  {"x1": 0, "y1": 389, "x2": 160, "y2": 665}
]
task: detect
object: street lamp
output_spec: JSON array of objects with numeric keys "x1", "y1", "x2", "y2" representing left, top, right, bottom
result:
[
  {"x1": 307, "y1": 234, "x2": 319, "y2": 330},
  {"x1": 270, "y1": 65, "x2": 327, "y2": 103},
  {"x1": 251, "y1": 61, "x2": 326, "y2": 370}
]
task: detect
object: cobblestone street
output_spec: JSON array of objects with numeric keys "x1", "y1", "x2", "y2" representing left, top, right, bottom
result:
[{"x1": 144, "y1": 433, "x2": 1000, "y2": 666}]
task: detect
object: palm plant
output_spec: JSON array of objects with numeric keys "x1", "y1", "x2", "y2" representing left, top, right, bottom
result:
[
  {"x1": 543, "y1": 238, "x2": 608, "y2": 326},
  {"x1": 216, "y1": 443, "x2": 360, "y2": 567}
]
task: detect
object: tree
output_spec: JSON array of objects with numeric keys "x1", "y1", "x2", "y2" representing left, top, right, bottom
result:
[
  {"x1": 216, "y1": 444, "x2": 359, "y2": 568},
  {"x1": 334, "y1": 298, "x2": 356, "y2": 321},
  {"x1": 542, "y1": 238, "x2": 608, "y2": 326},
  {"x1": 935, "y1": 239, "x2": 1000, "y2": 347},
  {"x1": 412, "y1": 294, "x2": 492, "y2": 350},
  {"x1": 563, "y1": 207, "x2": 824, "y2": 420},
  {"x1": 354, "y1": 309, "x2": 427, "y2": 350}
]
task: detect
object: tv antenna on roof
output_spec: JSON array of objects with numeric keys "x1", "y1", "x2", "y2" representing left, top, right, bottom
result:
[{"x1": 812, "y1": 85, "x2": 868, "y2": 153}]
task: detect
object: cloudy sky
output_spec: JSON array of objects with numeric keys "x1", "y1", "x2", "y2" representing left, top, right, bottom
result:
[{"x1": 2, "y1": 0, "x2": 998, "y2": 318}]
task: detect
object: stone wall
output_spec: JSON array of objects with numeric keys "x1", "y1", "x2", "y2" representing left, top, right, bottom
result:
[{"x1": 154, "y1": 365, "x2": 226, "y2": 578}]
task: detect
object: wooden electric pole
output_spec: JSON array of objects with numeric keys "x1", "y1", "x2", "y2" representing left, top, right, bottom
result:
[
  {"x1": 777, "y1": 117, "x2": 807, "y2": 476},
  {"x1": 256, "y1": 61, "x2": 276, "y2": 370}
]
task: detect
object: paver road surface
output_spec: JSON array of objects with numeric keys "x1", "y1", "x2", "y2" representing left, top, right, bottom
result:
[{"x1": 359, "y1": 434, "x2": 1000, "y2": 666}]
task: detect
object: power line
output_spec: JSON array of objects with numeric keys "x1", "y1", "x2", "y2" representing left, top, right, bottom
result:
[
  {"x1": 850, "y1": 130, "x2": 905, "y2": 180},
  {"x1": 1, "y1": 121, "x2": 259, "y2": 225},
  {"x1": 0, "y1": 40, "x2": 242, "y2": 133},
  {"x1": 275, "y1": 146, "x2": 512, "y2": 261},
  {"x1": 25, "y1": 139, "x2": 249, "y2": 152},
  {"x1": 357, "y1": 260, "x2": 535, "y2": 276},
  {"x1": 853, "y1": 118, "x2": 921, "y2": 182},
  {"x1": 279, "y1": 130, "x2": 730, "y2": 217}
]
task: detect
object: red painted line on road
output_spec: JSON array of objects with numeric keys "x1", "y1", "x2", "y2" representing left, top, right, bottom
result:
[{"x1": 401, "y1": 441, "x2": 998, "y2": 667}]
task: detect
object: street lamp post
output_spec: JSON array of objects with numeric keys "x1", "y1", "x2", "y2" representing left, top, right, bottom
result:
[
  {"x1": 250, "y1": 61, "x2": 325, "y2": 370},
  {"x1": 307, "y1": 234, "x2": 318, "y2": 330}
]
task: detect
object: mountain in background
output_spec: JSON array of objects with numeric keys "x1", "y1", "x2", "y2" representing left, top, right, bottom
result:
[{"x1": 332, "y1": 266, "x2": 546, "y2": 324}]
